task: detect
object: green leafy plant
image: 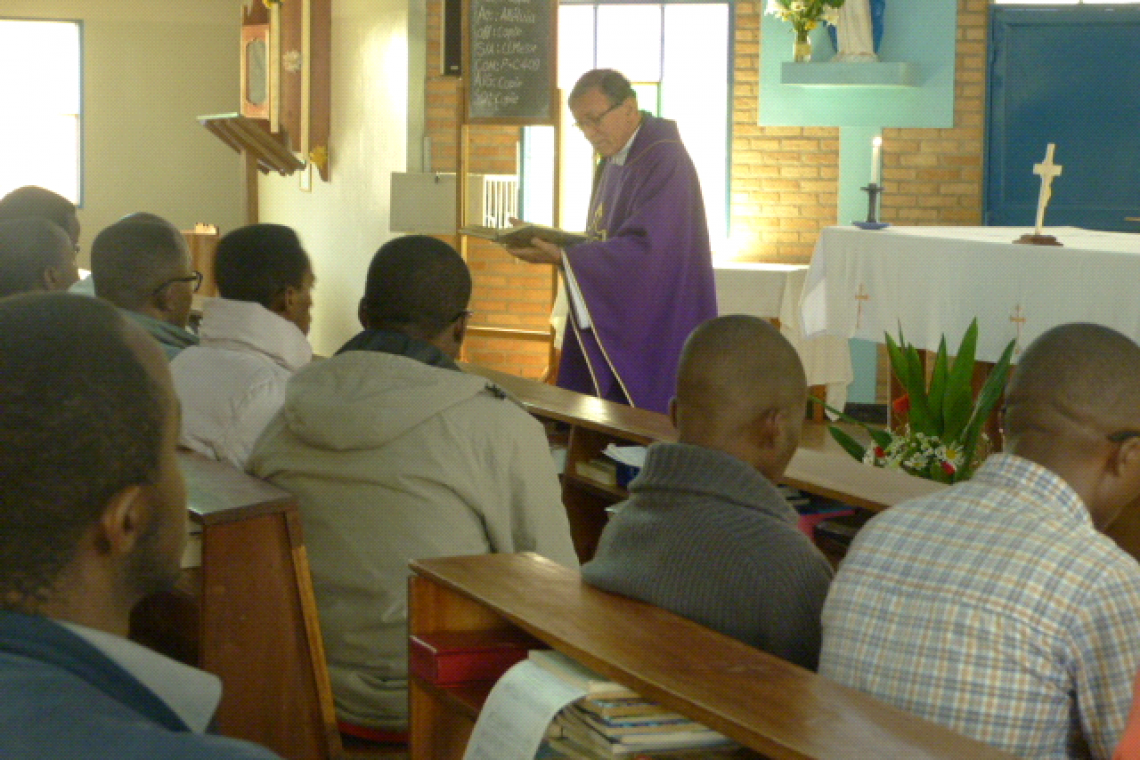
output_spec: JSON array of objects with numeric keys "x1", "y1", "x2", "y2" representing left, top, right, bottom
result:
[{"x1": 826, "y1": 319, "x2": 1016, "y2": 484}]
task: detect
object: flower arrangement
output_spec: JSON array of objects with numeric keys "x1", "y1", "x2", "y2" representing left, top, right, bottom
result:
[
  {"x1": 765, "y1": 0, "x2": 846, "y2": 41},
  {"x1": 827, "y1": 320, "x2": 1016, "y2": 484}
]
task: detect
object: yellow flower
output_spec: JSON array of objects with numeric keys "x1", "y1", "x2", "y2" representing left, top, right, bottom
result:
[{"x1": 309, "y1": 145, "x2": 329, "y2": 169}]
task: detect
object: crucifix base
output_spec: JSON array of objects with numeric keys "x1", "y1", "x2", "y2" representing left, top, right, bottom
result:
[{"x1": 1013, "y1": 233, "x2": 1063, "y2": 246}]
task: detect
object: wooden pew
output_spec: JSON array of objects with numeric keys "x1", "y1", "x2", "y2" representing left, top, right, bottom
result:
[
  {"x1": 130, "y1": 451, "x2": 342, "y2": 760},
  {"x1": 461, "y1": 363, "x2": 944, "y2": 560},
  {"x1": 408, "y1": 553, "x2": 1018, "y2": 760},
  {"x1": 463, "y1": 361, "x2": 1140, "y2": 566}
]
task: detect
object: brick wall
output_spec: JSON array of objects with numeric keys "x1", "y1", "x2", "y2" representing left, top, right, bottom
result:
[
  {"x1": 730, "y1": 0, "x2": 989, "y2": 264},
  {"x1": 425, "y1": 0, "x2": 556, "y2": 379},
  {"x1": 732, "y1": 2, "x2": 840, "y2": 264},
  {"x1": 424, "y1": 0, "x2": 989, "y2": 374}
]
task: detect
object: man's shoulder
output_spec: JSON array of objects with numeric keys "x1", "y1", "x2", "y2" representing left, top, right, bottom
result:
[
  {"x1": 0, "y1": 651, "x2": 279, "y2": 760},
  {"x1": 444, "y1": 379, "x2": 544, "y2": 437}
]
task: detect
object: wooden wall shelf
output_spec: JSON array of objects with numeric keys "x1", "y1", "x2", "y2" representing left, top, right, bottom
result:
[{"x1": 199, "y1": 113, "x2": 305, "y2": 175}]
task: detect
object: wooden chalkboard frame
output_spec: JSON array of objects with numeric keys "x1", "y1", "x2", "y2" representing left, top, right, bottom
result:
[{"x1": 465, "y1": 0, "x2": 559, "y2": 125}]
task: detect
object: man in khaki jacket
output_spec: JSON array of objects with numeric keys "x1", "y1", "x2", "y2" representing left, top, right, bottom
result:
[{"x1": 249, "y1": 235, "x2": 577, "y2": 739}]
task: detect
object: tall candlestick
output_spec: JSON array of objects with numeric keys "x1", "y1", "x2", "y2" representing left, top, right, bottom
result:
[{"x1": 870, "y1": 136, "x2": 882, "y2": 186}]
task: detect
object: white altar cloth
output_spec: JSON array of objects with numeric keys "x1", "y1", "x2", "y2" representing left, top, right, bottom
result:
[
  {"x1": 801, "y1": 225, "x2": 1140, "y2": 362},
  {"x1": 715, "y1": 262, "x2": 852, "y2": 405}
]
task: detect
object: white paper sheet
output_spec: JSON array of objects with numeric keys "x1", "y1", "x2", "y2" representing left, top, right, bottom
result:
[
  {"x1": 561, "y1": 253, "x2": 591, "y2": 330},
  {"x1": 603, "y1": 444, "x2": 648, "y2": 469},
  {"x1": 462, "y1": 660, "x2": 587, "y2": 760}
]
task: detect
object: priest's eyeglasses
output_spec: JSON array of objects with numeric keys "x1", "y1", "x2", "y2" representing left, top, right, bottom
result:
[
  {"x1": 573, "y1": 101, "x2": 623, "y2": 131},
  {"x1": 1108, "y1": 430, "x2": 1140, "y2": 444},
  {"x1": 152, "y1": 270, "x2": 203, "y2": 296}
]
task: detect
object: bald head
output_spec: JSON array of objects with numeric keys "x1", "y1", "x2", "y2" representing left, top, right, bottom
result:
[
  {"x1": 0, "y1": 218, "x2": 79, "y2": 296},
  {"x1": 1006, "y1": 324, "x2": 1140, "y2": 443},
  {"x1": 91, "y1": 218, "x2": 194, "y2": 327},
  {"x1": 673, "y1": 315, "x2": 807, "y2": 480},
  {"x1": 1005, "y1": 323, "x2": 1140, "y2": 527}
]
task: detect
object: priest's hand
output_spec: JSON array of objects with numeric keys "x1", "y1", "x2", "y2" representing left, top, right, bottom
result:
[{"x1": 506, "y1": 237, "x2": 562, "y2": 265}]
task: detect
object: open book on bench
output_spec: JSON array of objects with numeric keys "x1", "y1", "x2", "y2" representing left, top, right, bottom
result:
[{"x1": 461, "y1": 223, "x2": 592, "y2": 248}]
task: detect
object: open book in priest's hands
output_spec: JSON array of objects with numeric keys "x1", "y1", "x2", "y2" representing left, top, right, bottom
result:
[{"x1": 461, "y1": 223, "x2": 592, "y2": 248}]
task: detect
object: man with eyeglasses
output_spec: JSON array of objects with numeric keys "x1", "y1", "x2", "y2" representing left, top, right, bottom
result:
[
  {"x1": 90, "y1": 216, "x2": 200, "y2": 359},
  {"x1": 249, "y1": 235, "x2": 577, "y2": 741},
  {"x1": 506, "y1": 68, "x2": 716, "y2": 415},
  {"x1": 819, "y1": 323, "x2": 1140, "y2": 759}
]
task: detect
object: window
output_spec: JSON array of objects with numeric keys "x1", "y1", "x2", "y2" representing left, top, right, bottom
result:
[
  {"x1": 521, "y1": 2, "x2": 731, "y2": 250},
  {"x1": 0, "y1": 19, "x2": 82, "y2": 204}
]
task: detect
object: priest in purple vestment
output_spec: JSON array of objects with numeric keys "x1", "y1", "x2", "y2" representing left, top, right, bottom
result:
[{"x1": 507, "y1": 69, "x2": 717, "y2": 414}]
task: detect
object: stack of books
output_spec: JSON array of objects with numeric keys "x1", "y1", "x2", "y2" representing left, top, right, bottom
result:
[{"x1": 529, "y1": 651, "x2": 738, "y2": 759}]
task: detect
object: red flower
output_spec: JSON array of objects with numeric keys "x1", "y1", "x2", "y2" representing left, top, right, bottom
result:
[
  {"x1": 892, "y1": 394, "x2": 910, "y2": 415},
  {"x1": 874, "y1": 446, "x2": 886, "y2": 459},
  {"x1": 941, "y1": 461, "x2": 956, "y2": 475}
]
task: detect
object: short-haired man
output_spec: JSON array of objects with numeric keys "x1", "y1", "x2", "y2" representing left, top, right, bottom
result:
[
  {"x1": 172, "y1": 224, "x2": 314, "y2": 468},
  {"x1": 0, "y1": 185, "x2": 81, "y2": 249},
  {"x1": 91, "y1": 217, "x2": 200, "y2": 359},
  {"x1": 820, "y1": 323, "x2": 1140, "y2": 759},
  {"x1": 249, "y1": 235, "x2": 578, "y2": 736},
  {"x1": 581, "y1": 315, "x2": 833, "y2": 670},
  {"x1": 0, "y1": 293, "x2": 279, "y2": 760},
  {"x1": 0, "y1": 217, "x2": 80, "y2": 296},
  {"x1": 506, "y1": 68, "x2": 717, "y2": 414}
]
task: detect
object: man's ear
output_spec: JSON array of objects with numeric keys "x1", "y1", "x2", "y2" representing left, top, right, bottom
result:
[
  {"x1": 452, "y1": 311, "x2": 468, "y2": 347},
  {"x1": 754, "y1": 407, "x2": 783, "y2": 449},
  {"x1": 1112, "y1": 436, "x2": 1140, "y2": 485},
  {"x1": 271, "y1": 286, "x2": 295, "y2": 319},
  {"x1": 41, "y1": 266, "x2": 64, "y2": 291},
  {"x1": 94, "y1": 485, "x2": 148, "y2": 558},
  {"x1": 152, "y1": 283, "x2": 178, "y2": 317},
  {"x1": 357, "y1": 298, "x2": 369, "y2": 329}
]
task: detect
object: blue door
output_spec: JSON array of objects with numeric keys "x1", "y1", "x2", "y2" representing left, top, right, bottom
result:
[{"x1": 985, "y1": 6, "x2": 1140, "y2": 232}]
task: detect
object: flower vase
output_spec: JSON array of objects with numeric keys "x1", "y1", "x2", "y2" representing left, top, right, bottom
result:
[{"x1": 793, "y1": 30, "x2": 812, "y2": 62}]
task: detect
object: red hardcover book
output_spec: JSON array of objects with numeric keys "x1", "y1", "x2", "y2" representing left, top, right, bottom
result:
[{"x1": 409, "y1": 630, "x2": 543, "y2": 686}]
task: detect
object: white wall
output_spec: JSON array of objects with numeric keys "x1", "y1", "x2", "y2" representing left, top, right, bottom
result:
[
  {"x1": 3, "y1": 0, "x2": 245, "y2": 265},
  {"x1": 259, "y1": 0, "x2": 414, "y2": 357}
]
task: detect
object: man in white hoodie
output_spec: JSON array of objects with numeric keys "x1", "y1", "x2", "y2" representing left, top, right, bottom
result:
[
  {"x1": 248, "y1": 235, "x2": 577, "y2": 740},
  {"x1": 171, "y1": 224, "x2": 314, "y2": 468}
]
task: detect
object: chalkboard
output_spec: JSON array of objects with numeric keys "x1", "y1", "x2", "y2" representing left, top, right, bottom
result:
[{"x1": 467, "y1": 0, "x2": 557, "y2": 124}]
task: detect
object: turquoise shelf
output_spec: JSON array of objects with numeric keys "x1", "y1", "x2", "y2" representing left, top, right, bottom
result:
[{"x1": 780, "y1": 61, "x2": 919, "y2": 87}]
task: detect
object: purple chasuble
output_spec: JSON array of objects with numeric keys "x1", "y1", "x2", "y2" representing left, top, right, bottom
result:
[{"x1": 558, "y1": 114, "x2": 717, "y2": 414}]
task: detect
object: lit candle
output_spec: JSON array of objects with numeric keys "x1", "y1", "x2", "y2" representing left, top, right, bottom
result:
[{"x1": 870, "y1": 136, "x2": 882, "y2": 186}]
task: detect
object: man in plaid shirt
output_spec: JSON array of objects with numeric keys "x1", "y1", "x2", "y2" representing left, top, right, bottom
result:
[{"x1": 820, "y1": 323, "x2": 1140, "y2": 760}]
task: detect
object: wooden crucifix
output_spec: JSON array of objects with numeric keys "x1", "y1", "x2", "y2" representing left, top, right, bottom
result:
[{"x1": 1015, "y1": 143, "x2": 1064, "y2": 246}]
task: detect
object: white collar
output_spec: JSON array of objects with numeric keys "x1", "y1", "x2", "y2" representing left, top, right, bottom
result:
[
  {"x1": 197, "y1": 297, "x2": 313, "y2": 371},
  {"x1": 59, "y1": 621, "x2": 223, "y2": 734},
  {"x1": 609, "y1": 121, "x2": 642, "y2": 166}
]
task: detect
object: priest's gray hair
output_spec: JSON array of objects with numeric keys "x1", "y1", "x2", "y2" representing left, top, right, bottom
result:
[{"x1": 570, "y1": 69, "x2": 637, "y2": 108}]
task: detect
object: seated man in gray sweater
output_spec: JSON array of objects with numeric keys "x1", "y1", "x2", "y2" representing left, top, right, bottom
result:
[{"x1": 581, "y1": 315, "x2": 833, "y2": 670}]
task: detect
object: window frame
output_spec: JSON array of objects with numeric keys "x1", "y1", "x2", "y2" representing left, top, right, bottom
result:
[
  {"x1": 520, "y1": 0, "x2": 734, "y2": 245},
  {"x1": 0, "y1": 16, "x2": 84, "y2": 207}
]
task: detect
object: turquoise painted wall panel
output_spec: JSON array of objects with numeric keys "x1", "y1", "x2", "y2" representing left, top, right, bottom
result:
[{"x1": 759, "y1": 0, "x2": 957, "y2": 128}]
